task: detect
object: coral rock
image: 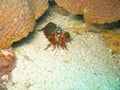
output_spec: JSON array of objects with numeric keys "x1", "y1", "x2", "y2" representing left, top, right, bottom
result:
[
  {"x1": 0, "y1": 0, "x2": 48, "y2": 84},
  {"x1": 0, "y1": 0, "x2": 48, "y2": 49},
  {"x1": 55, "y1": 0, "x2": 120, "y2": 24},
  {"x1": 32, "y1": 0, "x2": 49, "y2": 19}
]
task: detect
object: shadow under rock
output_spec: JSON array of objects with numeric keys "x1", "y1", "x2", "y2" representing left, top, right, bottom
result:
[
  {"x1": 94, "y1": 20, "x2": 120, "y2": 30},
  {"x1": 12, "y1": 29, "x2": 36, "y2": 48}
]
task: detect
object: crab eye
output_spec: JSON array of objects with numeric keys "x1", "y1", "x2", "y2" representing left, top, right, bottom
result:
[{"x1": 65, "y1": 32, "x2": 70, "y2": 38}]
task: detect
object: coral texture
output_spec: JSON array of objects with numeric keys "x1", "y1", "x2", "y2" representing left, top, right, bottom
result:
[
  {"x1": 0, "y1": 0, "x2": 48, "y2": 84},
  {"x1": 0, "y1": 47, "x2": 15, "y2": 83},
  {"x1": 31, "y1": 0, "x2": 48, "y2": 19},
  {"x1": 0, "y1": 0, "x2": 48, "y2": 49},
  {"x1": 55, "y1": 0, "x2": 120, "y2": 24}
]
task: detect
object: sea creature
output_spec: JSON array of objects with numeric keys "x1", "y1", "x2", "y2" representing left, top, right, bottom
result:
[{"x1": 39, "y1": 22, "x2": 70, "y2": 50}]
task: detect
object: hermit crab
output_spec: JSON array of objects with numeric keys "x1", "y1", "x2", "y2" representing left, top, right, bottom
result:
[{"x1": 38, "y1": 22, "x2": 70, "y2": 50}]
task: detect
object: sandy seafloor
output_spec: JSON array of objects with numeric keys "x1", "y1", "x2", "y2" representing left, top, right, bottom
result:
[{"x1": 5, "y1": 4, "x2": 120, "y2": 90}]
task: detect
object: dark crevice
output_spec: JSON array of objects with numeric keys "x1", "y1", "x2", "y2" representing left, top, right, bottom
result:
[{"x1": 93, "y1": 20, "x2": 120, "y2": 30}]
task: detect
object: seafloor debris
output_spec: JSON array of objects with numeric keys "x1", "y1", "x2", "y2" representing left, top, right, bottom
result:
[
  {"x1": 55, "y1": 0, "x2": 120, "y2": 24},
  {"x1": 0, "y1": 47, "x2": 15, "y2": 83},
  {"x1": 39, "y1": 22, "x2": 70, "y2": 50},
  {"x1": 101, "y1": 30, "x2": 120, "y2": 54},
  {"x1": 0, "y1": 85, "x2": 7, "y2": 90}
]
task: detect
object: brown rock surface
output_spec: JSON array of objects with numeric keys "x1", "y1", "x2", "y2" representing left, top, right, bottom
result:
[
  {"x1": 0, "y1": 0, "x2": 48, "y2": 49},
  {"x1": 0, "y1": 0, "x2": 48, "y2": 84},
  {"x1": 55, "y1": 0, "x2": 120, "y2": 24}
]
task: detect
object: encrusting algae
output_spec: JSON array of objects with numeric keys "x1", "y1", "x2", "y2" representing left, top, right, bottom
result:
[
  {"x1": 101, "y1": 30, "x2": 120, "y2": 54},
  {"x1": 0, "y1": 48, "x2": 15, "y2": 83}
]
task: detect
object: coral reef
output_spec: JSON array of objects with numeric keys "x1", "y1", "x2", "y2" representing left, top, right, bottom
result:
[
  {"x1": 55, "y1": 0, "x2": 120, "y2": 24},
  {"x1": 0, "y1": 0, "x2": 48, "y2": 49},
  {"x1": 0, "y1": 0, "x2": 48, "y2": 84},
  {"x1": 55, "y1": 0, "x2": 120, "y2": 54},
  {"x1": 0, "y1": 47, "x2": 15, "y2": 83}
]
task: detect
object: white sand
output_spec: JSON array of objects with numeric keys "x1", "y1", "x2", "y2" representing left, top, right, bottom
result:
[{"x1": 6, "y1": 5, "x2": 120, "y2": 90}]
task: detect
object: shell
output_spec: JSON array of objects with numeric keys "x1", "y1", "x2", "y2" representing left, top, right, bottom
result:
[
  {"x1": 0, "y1": 0, "x2": 48, "y2": 49},
  {"x1": 55, "y1": 0, "x2": 120, "y2": 24}
]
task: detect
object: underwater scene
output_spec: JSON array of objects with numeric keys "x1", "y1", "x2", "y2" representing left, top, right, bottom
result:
[{"x1": 0, "y1": 0, "x2": 120, "y2": 90}]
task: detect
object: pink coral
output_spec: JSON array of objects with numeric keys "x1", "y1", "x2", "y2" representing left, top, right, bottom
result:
[{"x1": 0, "y1": 48, "x2": 15, "y2": 83}]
